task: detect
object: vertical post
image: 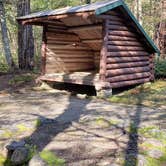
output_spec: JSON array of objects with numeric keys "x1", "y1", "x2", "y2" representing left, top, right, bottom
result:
[
  {"x1": 41, "y1": 25, "x2": 47, "y2": 75},
  {"x1": 99, "y1": 19, "x2": 108, "y2": 82},
  {"x1": 149, "y1": 54, "x2": 155, "y2": 81}
]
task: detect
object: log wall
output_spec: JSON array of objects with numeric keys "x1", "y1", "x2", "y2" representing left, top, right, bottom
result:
[
  {"x1": 101, "y1": 12, "x2": 154, "y2": 88},
  {"x1": 45, "y1": 25, "x2": 95, "y2": 73}
]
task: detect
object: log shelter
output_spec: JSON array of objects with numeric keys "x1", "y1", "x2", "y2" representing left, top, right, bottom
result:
[{"x1": 17, "y1": 0, "x2": 159, "y2": 92}]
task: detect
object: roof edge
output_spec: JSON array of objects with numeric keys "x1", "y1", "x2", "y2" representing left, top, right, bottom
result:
[{"x1": 95, "y1": 0, "x2": 160, "y2": 55}]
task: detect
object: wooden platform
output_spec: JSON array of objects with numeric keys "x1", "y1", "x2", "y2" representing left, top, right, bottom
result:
[{"x1": 39, "y1": 72, "x2": 100, "y2": 86}]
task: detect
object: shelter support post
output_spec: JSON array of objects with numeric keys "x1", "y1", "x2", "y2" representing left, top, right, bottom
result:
[
  {"x1": 98, "y1": 18, "x2": 112, "y2": 97},
  {"x1": 41, "y1": 25, "x2": 47, "y2": 75}
]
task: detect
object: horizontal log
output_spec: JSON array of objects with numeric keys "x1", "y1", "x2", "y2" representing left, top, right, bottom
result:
[
  {"x1": 47, "y1": 45, "x2": 92, "y2": 51},
  {"x1": 46, "y1": 29, "x2": 70, "y2": 33},
  {"x1": 47, "y1": 25, "x2": 67, "y2": 29},
  {"x1": 107, "y1": 45, "x2": 145, "y2": 51},
  {"x1": 82, "y1": 39, "x2": 102, "y2": 43},
  {"x1": 110, "y1": 78, "x2": 150, "y2": 88},
  {"x1": 107, "y1": 25, "x2": 130, "y2": 31},
  {"x1": 108, "y1": 20, "x2": 125, "y2": 26},
  {"x1": 46, "y1": 67, "x2": 94, "y2": 72},
  {"x1": 108, "y1": 36, "x2": 138, "y2": 41},
  {"x1": 107, "y1": 57, "x2": 149, "y2": 63},
  {"x1": 47, "y1": 40, "x2": 80, "y2": 45},
  {"x1": 107, "y1": 72, "x2": 150, "y2": 83},
  {"x1": 107, "y1": 41, "x2": 142, "y2": 46},
  {"x1": 46, "y1": 62, "x2": 94, "y2": 67},
  {"x1": 107, "y1": 51, "x2": 149, "y2": 57},
  {"x1": 47, "y1": 58, "x2": 93, "y2": 63},
  {"x1": 69, "y1": 24, "x2": 102, "y2": 31},
  {"x1": 40, "y1": 74, "x2": 98, "y2": 86},
  {"x1": 106, "y1": 61, "x2": 149, "y2": 69},
  {"x1": 46, "y1": 53, "x2": 93, "y2": 58},
  {"x1": 106, "y1": 67, "x2": 150, "y2": 76},
  {"x1": 108, "y1": 31, "x2": 137, "y2": 37},
  {"x1": 46, "y1": 49, "x2": 94, "y2": 55},
  {"x1": 47, "y1": 32, "x2": 79, "y2": 39},
  {"x1": 47, "y1": 37, "x2": 80, "y2": 42}
]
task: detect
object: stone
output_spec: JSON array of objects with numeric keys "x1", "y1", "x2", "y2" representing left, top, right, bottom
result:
[
  {"x1": 96, "y1": 89, "x2": 112, "y2": 98},
  {"x1": 11, "y1": 147, "x2": 29, "y2": 165},
  {"x1": 76, "y1": 94, "x2": 87, "y2": 99},
  {"x1": 137, "y1": 155, "x2": 147, "y2": 166},
  {"x1": 148, "y1": 149, "x2": 163, "y2": 159},
  {"x1": 6, "y1": 140, "x2": 26, "y2": 151},
  {"x1": 29, "y1": 154, "x2": 47, "y2": 166}
]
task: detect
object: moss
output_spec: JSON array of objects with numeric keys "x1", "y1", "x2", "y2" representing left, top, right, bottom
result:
[
  {"x1": 0, "y1": 154, "x2": 6, "y2": 166},
  {"x1": 35, "y1": 119, "x2": 42, "y2": 128},
  {"x1": 145, "y1": 155, "x2": 166, "y2": 166},
  {"x1": 1, "y1": 129, "x2": 13, "y2": 139},
  {"x1": 25, "y1": 144, "x2": 38, "y2": 160},
  {"x1": 17, "y1": 124, "x2": 30, "y2": 133},
  {"x1": 9, "y1": 74, "x2": 34, "y2": 85},
  {"x1": 95, "y1": 117, "x2": 120, "y2": 128},
  {"x1": 40, "y1": 150, "x2": 65, "y2": 166},
  {"x1": 109, "y1": 80, "x2": 166, "y2": 108}
]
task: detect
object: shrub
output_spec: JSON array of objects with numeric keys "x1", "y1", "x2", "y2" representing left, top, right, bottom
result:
[{"x1": 155, "y1": 59, "x2": 166, "y2": 78}]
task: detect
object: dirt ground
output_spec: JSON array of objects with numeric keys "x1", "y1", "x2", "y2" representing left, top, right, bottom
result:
[{"x1": 0, "y1": 74, "x2": 166, "y2": 166}]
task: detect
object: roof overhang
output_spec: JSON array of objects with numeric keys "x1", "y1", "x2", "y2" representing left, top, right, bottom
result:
[{"x1": 17, "y1": 0, "x2": 160, "y2": 55}]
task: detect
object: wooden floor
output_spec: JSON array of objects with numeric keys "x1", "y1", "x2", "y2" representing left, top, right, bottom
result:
[{"x1": 39, "y1": 72, "x2": 100, "y2": 86}]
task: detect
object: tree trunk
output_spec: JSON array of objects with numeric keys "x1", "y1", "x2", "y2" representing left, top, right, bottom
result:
[
  {"x1": 138, "y1": 0, "x2": 142, "y2": 25},
  {"x1": 17, "y1": 0, "x2": 34, "y2": 70},
  {"x1": 86, "y1": 0, "x2": 91, "y2": 4},
  {"x1": 0, "y1": 0, "x2": 15, "y2": 70}
]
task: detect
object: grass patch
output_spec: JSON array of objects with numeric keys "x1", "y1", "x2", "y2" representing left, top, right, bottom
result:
[
  {"x1": 96, "y1": 117, "x2": 120, "y2": 128},
  {"x1": 139, "y1": 126, "x2": 166, "y2": 141},
  {"x1": 1, "y1": 129, "x2": 13, "y2": 139},
  {"x1": 17, "y1": 124, "x2": 30, "y2": 132},
  {"x1": 109, "y1": 80, "x2": 166, "y2": 108},
  {"x1": 0, "y1": 154, "x2": 6, "y2": 166},
  {"x1": 40, "y1": 150, "x2": 65, "y2": 166},
  {"x1": 9, "y1": 74, "x2": 34, "y2": 86}
]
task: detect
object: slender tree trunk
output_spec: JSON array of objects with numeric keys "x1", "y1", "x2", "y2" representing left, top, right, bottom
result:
[
  {"x1": 133, "y1": 0, "x2": 142, "y2": 25},
  {"x1": 0, "y1": 0, "x2": 15, "y2": 70},
  {"x1": 86, "y1": 0, "x2": 91, "y2": 4},
  {"x1": 17, "y1": 0, "x2": 34, "y2": 70},
  {"x1": 138, "y1": 0, "x2": 142, "y2": 25}
]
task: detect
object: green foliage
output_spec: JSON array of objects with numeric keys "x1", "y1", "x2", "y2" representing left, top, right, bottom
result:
[
  {"x1": 155, "y1": 59, "x2": 166, "y2": 78},
  {"x1": 40, "y1": 150, "x2": 65, "y2": 166},
  {"x1": 0, "y1": 154, "x2": 6, "y2": 166},
  {"x1": 25, "y1": 144, "x2": 38, "y2": 161},
  {"x1": 9, "y1": 74, "x2": 34, "y2": 85},
  {"x1": 109, "y1": 80, "x2": 166, "y2": 107}
]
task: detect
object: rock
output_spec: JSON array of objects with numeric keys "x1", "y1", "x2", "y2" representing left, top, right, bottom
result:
[
  {"x1": 96, "y1": 89, "x2": 112, "y2": 98},
  {"x1": 11, "y1": 147, "x2": 29, "y2": 165},
  {"x1": 110, "y1": 164, "x2": 120, "y2": 166},
  {"x1": 137, "y1": 155, "x2": 147, "y2": 166},
  {"x1": 148, "y1": 149, "x2": 163, "y2": 159},
  {"x1": 29, "y1": 154, "x2": 47, "y2": 166},
  {"x1": 76, "y1": 94, "x2": 87, "y2": 99},
  {"x1": 6, "y1": 140, "x2": 26, "y2": 151}
]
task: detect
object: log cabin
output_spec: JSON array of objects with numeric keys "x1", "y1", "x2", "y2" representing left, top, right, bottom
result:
[{"x1": 17, "y1": 0, "x2": 160, "y2": 95}]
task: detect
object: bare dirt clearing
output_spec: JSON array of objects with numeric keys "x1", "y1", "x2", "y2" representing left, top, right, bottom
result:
[{"x1": 0, "y1": 74, "x2": 166, "y2": 166}]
